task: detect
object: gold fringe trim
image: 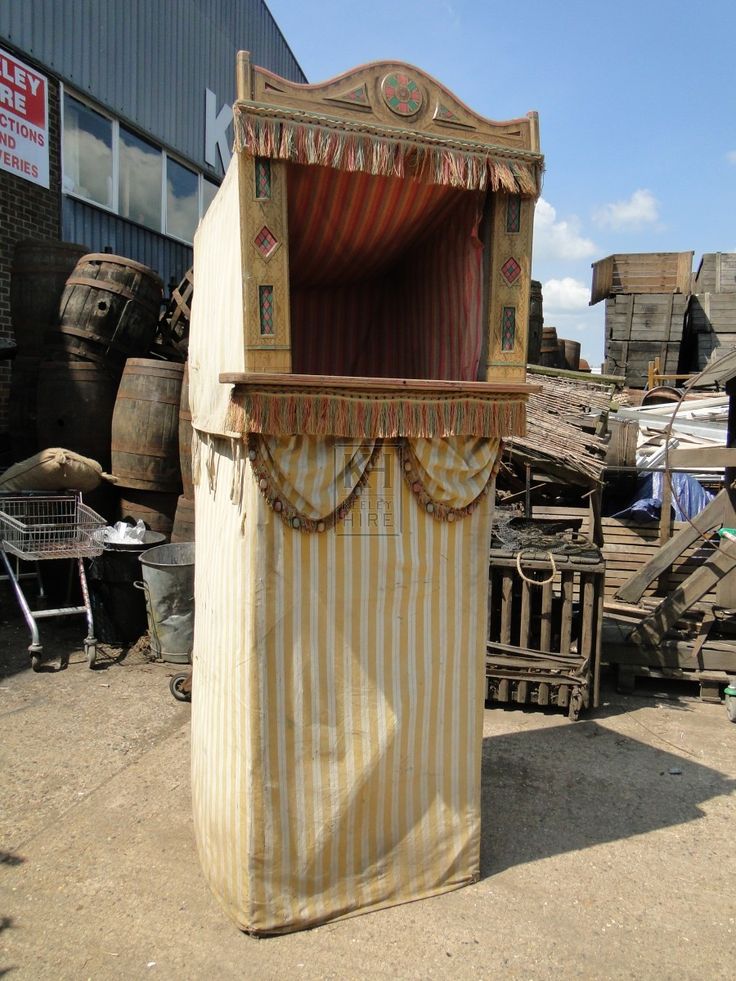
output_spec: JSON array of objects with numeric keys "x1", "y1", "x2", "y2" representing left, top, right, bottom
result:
[
  {"x1": 233, "y1": 106, "x2": 542, "y2": 195},
  {"x1": 225, "y1": 390, "x2": 527, "y2": 440}
]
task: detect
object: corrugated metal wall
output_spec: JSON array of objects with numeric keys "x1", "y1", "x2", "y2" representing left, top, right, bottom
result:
[
  {"x1": 0, "y1": 0, "x2": 305, "y2": 177},
  {"x1": 61, "y1": 198, "x2": 194, "y2": 292},
  {"x1": 1, "y1": 0, "x2": 305, "y2": 293}
]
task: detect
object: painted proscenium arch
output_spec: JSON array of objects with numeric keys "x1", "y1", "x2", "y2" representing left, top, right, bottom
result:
[
  {"x1": 232, "y1": 52, "x2": 543, "y2": 381},
  {"x1": 234, "y1": 53, "x2": 543, "y2": 195}
]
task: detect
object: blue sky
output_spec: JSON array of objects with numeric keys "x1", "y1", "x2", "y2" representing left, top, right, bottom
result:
[{"x1": 265, "y1": 0, "x2": 736, "y2": 368}]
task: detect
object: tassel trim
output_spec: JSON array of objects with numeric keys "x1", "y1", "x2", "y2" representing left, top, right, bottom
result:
[
  {"x1": 233, "y1": 105, "x2": 542, "y2": 195},
  {"x1": 225, "y1": 389, "x2": 526, "y2": 440}
]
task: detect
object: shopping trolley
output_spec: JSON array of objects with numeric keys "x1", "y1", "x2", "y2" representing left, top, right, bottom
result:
[{"x1": 0, "y1": 492, "x2": 105, "y2": 670}]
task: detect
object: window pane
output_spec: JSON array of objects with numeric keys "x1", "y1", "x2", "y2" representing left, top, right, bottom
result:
[
  {"x1": 119, "y1": 127, "x2": 162, "y2": 231},
  {"x1": 63, "y1": 94, "x2": 113, "y2": 207},
  {"x1": 201, "y1": 178, "x2": 218, "y2": 218},
  {"x1": 166, "y1": 158, "x2": 198, "y2": 242}
]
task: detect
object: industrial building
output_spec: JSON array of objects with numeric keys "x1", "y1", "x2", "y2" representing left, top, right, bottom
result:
[{"x1": 0, "y1": 0, "x2": 304, "y2": 445}]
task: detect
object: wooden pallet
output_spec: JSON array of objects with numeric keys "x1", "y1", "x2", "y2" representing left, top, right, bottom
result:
[
  {"x1": 614, "y1": 663, "x2": 728, "y2": 703},
  {"x1": 602, "y1": 609, "x2": 736, "y2": 701}
]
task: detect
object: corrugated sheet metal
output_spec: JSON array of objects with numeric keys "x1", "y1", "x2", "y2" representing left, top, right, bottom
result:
[
  {"x1": 0, "y1": 0, "x2": 306, "y2": 178},
  {"x1": 62, "y1": 198, "x2": 193, "y2": 292}
]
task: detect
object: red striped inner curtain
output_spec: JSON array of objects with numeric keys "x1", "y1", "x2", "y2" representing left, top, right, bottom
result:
[{"x1": 287, "y1": 164, "x2": 486, "y2": 381}]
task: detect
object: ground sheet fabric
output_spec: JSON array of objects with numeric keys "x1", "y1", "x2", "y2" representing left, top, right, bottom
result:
[{"x1": 190, "y1": 434, "x2": 495, "y2": 934}]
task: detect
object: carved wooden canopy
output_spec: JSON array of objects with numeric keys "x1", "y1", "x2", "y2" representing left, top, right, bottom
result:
[{"x1": 234, "y1": 54, "x2": 543, "y2": 195}]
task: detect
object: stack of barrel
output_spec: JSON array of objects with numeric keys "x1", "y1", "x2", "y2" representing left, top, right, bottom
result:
[
  {"x1": 172, "y1": 363, "x2": 195, "y2": 542},
  {"x1": 9, "y1": 240, "x2": 89, "y2": 461},
  {"x1": 10, "y1": 242, "x2": 196, "y2": 540},
  {"x1": 539, "y1": 326, "x2": 581, "y2": 371}
]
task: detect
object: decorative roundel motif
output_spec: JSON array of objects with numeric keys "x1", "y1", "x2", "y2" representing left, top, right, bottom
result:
[{"x1": 381, "y1": 73, "x2": 423, "y2": 116}]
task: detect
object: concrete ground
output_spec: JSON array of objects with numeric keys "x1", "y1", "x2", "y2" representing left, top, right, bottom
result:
[{"x1": 1, "y1": 585, "x2": 735, "y2": 980}]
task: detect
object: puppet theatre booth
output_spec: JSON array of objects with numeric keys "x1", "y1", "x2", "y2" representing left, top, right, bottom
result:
[{"x1": 188, "y1": 54, "x2": 543, "y2": 935}]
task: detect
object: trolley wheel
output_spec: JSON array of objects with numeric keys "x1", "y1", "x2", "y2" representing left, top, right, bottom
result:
[
  {"x1": 726, "y1": 694, "x2": 736, "y2": 723},
  {"x1": 85, "y1": 641, "x2": 97, "y2": 669},
  {"x1": 31, "y1": 654, "x2": 43, "y2": 672},
  {"x1": 170, "y1": 673, "x2": 192, "y2": 703}
]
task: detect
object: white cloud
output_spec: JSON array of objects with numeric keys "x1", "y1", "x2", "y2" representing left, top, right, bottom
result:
[
  {"x1": 542, "y1": 277, "x2": 590, "y2": 312},
  {"x1": 533, "y1": 198, "x2": 597, "y2": 261},
  {"x1": 593, "y1": 189, "x2": 659, "y2": 230},
  {"x1": 727, "y1": 151, "x2": 736, "y2": 165}
]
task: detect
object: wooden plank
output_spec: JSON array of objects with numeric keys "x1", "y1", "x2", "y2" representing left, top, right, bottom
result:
[
  {"x1": 540, "y1": 580, "x2": 553, "y2": 651},
  {"x1": 668, "y1": 447, "x2": 736, "y2": 468},
  {"x1": 559, "y1": 571, "x2": 574, "y2": 655},
  {"x1": 519, "y1": 579, "x2": 530, "y2": 648},
  {"x1": 500, "y1": 571, "x2": 513, "y2": 644}
]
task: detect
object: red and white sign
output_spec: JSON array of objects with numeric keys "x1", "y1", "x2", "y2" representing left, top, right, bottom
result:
[{"x1": 0, "y1": 48, "x2": 49, "y2": 188}]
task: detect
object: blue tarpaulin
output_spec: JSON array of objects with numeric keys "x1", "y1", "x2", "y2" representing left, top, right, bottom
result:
[{"x1": 612, "y1": 471, "x2": 714, "y2": 522}]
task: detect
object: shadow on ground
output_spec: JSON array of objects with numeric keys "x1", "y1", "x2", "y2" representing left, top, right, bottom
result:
[{"x1": 479, "y1": 710, "x2": 734, "y2": 877}]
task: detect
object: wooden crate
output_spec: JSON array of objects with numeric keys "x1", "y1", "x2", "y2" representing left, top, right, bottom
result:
[
  {"x1": 694, "y1": 253, "x2": 736, "y2": 293},
  {"x1": 605, "y1": 339, "x2": 681, "y2": 388},
  {"x1": 692, "y1": 331, "x2": 736, "y2": 372},
  {"x1": 606, "y1": 293, "x2": 689, "y2": 342},
  {"x1": 687, "y1": 293, "x2": 736, "y2": 333},
  {"x1": 591, "y1": 252, "x2": 693, "y2": 305},
  {"x1": 604, "y1": 292, "x2": 688, "y2": 387},
  {"x1": 486, "y1": 547, "x2": 605, "y2": 719}
]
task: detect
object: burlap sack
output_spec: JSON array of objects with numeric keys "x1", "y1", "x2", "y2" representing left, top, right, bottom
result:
[{"x1": 0, "y1": 448, "x2": 103, "y2": 492}]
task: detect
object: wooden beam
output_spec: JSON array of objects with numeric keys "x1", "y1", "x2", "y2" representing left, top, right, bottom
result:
[{"x1": 667, "y1": 447, "x2": 736, "y2": 468}]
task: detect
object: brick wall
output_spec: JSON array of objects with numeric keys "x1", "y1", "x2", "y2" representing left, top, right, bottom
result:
[{"x1": 0, "y1": 78, "x2": 62, "y2": 439}]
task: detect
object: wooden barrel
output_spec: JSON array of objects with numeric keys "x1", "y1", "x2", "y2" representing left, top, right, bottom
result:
[
  {"x1": 179, "y1": 362, "x2": 193, "y2": 497},
  {"x1": 36, "y1": 359, "x2": 119, "y2": 469},
  {"x1": 561, "y1": 339, "x2": 581, "y2": 371},
  {"x1": 8, "y1": 355, "x2": 41, "y2": 461},
  {"x1": 539, "y1": 326, "x2": 560, "y2": 367},
  {"x1": 641, "y1": 385, "x2": 682, "y2": 406},
  {"x1": 53, "y1": 254, "x2": 163, "y2": 368},
  {"x1": 527, "y1": 280, "x2": 543, "y2": 365},
  {"x1": 171, "y1": 495, "x2": 195, "y2": 543},
  {"x1": 119, "y1": 489, "x2": 178, "y2": 538},
  {"x1": 111, "y1": 359, "x2": 184, "y2": 491},
  {"x1": 10, "y1": 240, "x2": 89, "y2": 357}
]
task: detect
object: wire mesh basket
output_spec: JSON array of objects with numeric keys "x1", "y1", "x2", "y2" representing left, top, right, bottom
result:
[{"x1": 0, "y1": 493, "x2": 105, "y2": 560}]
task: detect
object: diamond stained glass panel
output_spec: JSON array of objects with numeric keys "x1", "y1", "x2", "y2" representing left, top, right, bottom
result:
[
  {"x1": 501, "y1": 256, "x2": 522, "y2": 285},
  {"x1": 259, "y1": 285, "x2": 274, "y2": 336},
  {"x1": 255, "y1": 158, "x2": 272, "y2": 199},
  {"x1": 254, "y1": 225, "x2": 278, "y2": 258},
  {"x1": 501, "y1": 306, "x2": 516, "y2": 351},
  {"x1": 506, "y1": 195, "x2": 521, "y2": 233}
]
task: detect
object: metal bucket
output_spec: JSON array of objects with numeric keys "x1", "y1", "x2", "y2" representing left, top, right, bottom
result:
[{"x1": 137, "y1": 542, "x2": 195, "y2": 663}]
